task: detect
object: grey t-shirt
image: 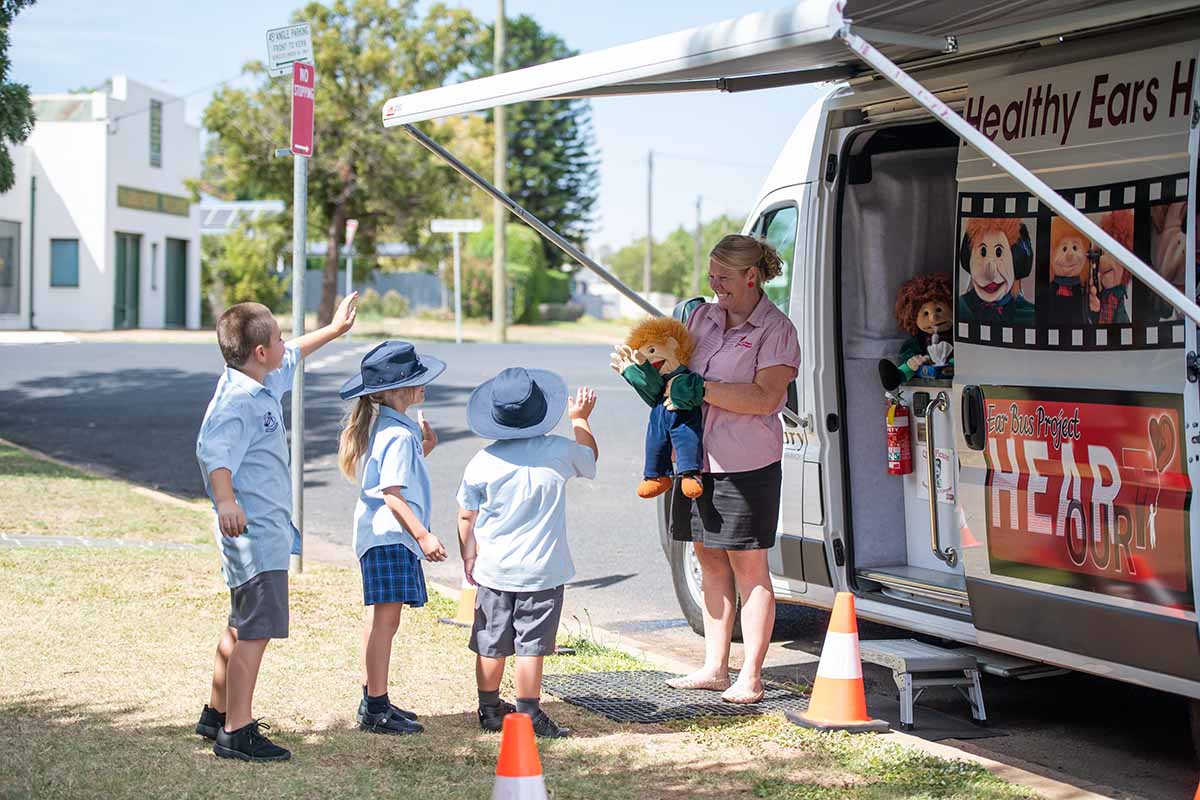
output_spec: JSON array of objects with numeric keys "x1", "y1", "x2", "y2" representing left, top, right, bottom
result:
[{"x1": 456, "y1": 434, "x2": 597, "y2": 592}]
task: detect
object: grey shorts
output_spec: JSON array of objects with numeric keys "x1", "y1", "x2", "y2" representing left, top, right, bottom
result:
[
  {"x1": 228, "y1": 570, "x2": 289, "y2": 640},
  {"x1": 469, "y1": 585, "x2": 564, "y2": 658}
]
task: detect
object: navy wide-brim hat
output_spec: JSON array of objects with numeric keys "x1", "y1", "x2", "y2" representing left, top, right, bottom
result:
[
  {"x1": 339, "y1": 340, "x2": 446, "y2": 400},
  {"x1": 467, "y1": 367, "x2": 568, "y2": 440}
]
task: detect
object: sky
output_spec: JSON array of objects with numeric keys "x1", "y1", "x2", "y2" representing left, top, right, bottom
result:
[{"x1": 9, "y1": 1, "x2": 823, "y2": 252}]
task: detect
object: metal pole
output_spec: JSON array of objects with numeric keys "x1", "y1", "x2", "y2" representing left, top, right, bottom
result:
[
  {"x1": 290, "y1": 153, "x2": 307, "y2": 573},
  {"x1": 643, "y1": 149, "x2": 653, "y2": 294},
  {"x1": 343, "y1": 247, "x2": 353, "y2": 340},
  {"x1": 492, "y1": 0, "x2": 508, "y2": 342},
  {"x1": 402, "y1": 124, "x2": 662, "y2": 317},
  {"x1": 693, "y1": 194, "x2": 703, "y2": 295},
  {"x1": 453, "y1": 231, "x2": 463, "y2": 344}
]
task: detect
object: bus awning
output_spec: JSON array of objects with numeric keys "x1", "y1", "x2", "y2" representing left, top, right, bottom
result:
[{"x1": 382, "y1": 0, "x2": 1198, "y2": 126}]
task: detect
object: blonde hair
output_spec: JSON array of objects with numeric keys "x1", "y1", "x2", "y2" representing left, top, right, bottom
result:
[
  {"x1": 626, "y1": 317, "x2": 694, "y2": 364},
  {"x1": 337, "y1": 387, "x2": 425, "y2": 482},
  {"x1": 709, "y1": 234, "x2": 784, "y2": 283}
]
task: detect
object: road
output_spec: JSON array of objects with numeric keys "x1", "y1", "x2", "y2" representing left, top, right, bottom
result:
[{"x1": 1, "y1": 337, "x2": 1197, "y2": 799}]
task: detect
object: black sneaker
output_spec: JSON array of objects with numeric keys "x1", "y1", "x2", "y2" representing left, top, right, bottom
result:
[
  {"x1": 213, "y1": 720, "x2": 291, "y2": 762},
  {"x1": 356, "y1": 696, "x2": 418, "y2": 723},
  {"x1": 359, "y1": 707, "x2": 424, "y2": 736},
  {"x1": 195, "y1": 705, "x2": 225, "y2": 741},
  {"x1": 530, "y1": 709, "x2": 571, "y2": 739},
  {"x1": 478, "y1": 700, "x2": 517, "y2": 732}
]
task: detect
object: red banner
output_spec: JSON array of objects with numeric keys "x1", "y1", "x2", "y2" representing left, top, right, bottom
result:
[{"x1": 984, "y1": 387, "x2": 1192, "y2": 609}]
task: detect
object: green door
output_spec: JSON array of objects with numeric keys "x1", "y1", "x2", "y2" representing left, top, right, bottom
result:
[
  {"x1": 114, "y1": 233, "x2": 141, "y2": 328},
  {"x1": 164, "y1": 238, "x2": 187, "y2": 327}
]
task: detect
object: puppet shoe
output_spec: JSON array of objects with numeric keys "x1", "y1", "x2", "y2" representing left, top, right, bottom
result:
[
  {"x1": 637, "y1": 477, "x2": 673, "y2": 498},
  {"x1": 680, "y1": 475, "x2": 703, "y2": 499}
]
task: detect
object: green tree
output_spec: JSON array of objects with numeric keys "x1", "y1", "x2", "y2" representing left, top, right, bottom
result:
[
  {"x1": 0, "y1": 0, "x2": 36, "y2": 193},
  {"x1": 610, "y1": 213, "x2": 745, "y2": 297},
  {"x1": 202, "y1": 0, "x2": 480, "y2": 326},
  {"x1": 201, "y1": 218, "x2": 290, "y2": 323},
  {"x1": 472, "y1": 15, "x2": 598, "y2": 266}
]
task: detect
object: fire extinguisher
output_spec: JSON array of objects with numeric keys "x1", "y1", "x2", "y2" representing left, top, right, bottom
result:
[{"x1": 886, "y1": 402, "x2": 913, "y2": 475}]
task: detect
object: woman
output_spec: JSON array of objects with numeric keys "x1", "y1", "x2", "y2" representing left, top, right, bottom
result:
[{"x1": 665, "y1": 234, "x2": 800, "y2": 704}]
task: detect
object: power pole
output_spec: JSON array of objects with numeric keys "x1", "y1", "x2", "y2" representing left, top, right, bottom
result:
[
  {"x1": 643, "y1": 148, "x2": 653, "y2": 295},
  {"x1": 693, "y1": 194, "x2": 703, "y2": 295},
  {"x1": 492, "y1": 0, "x2": 508, "y2": 342}
]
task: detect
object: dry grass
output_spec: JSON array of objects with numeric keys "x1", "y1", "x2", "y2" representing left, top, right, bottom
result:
[
  {"x1": 0, "y1": 444, "x2": 1039, "y2": 799},
  {"x1": 0, "y1": 444, "x2": 211, "y2": 544}
]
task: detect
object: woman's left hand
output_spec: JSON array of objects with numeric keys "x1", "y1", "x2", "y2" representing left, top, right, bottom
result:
[{"x1": 418, "y1": 410, "x2": 437, "y2": 455}]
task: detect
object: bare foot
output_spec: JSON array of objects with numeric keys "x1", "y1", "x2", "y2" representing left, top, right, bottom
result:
[
  {"x1": 665, "y1": 669, "x2": 731, "y2": 691},
  {"x1": 721, "y1": 676, "x2": 764, "y2": 704}
]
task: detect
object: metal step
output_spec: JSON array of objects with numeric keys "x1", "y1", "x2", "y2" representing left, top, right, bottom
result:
[
  {"x1": 951, "y1": 646, "x2": 1070, "y2": 680},
  {"x1": 858, "y1": 565, "x2": 968, "y2": 606}
]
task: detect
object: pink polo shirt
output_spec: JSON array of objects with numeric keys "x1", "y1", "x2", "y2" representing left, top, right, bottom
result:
[{"x1": 686, "y1": 295, "x2": 801, "y2": 473}]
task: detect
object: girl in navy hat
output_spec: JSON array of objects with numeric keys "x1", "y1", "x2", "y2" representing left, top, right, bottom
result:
[{"x1": 337, "y1": 340, "x2": 447, "y2": 736}]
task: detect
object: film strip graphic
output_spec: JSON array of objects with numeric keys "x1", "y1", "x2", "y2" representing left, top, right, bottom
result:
[{"x1": 955, "y1": 172, "x2": 1189, "y2": 351}]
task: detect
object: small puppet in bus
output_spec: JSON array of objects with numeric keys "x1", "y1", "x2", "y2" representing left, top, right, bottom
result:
[
  {"x1": 878, "y1": 272, "x2": 954, "y2": 389},
  {"x1": 1088, "y1": 209, "x2": 1134, "y2": 325},
  {"x1": 1046, "y1": 217, "x2": 1091, "y2": 326},
  {"x1": 610, "y1": 317, "x2": 705, "y2": 500},
  {"x1": 956, "y1": 217, "x2": 1035, "y2": 326}
]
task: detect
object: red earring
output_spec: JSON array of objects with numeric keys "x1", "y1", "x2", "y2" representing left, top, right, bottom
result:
[{"x1": 747, "y1": 280, "x2": 754, "y2": 287}]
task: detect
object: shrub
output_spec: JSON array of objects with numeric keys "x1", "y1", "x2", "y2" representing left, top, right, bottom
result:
[
  {"x1": 358, "y1": 288, "x2": 383, "y2": 316},
  {"x1": 380, "y1": 290, "x2": 410, "y2": 318}
]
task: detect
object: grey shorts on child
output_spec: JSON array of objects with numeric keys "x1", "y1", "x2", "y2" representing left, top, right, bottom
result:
[
  {"x1": 469, "y1": 584, "x2": 564, "y2": 658},
  {"x1": 228, "y1": 569, "x2": 289, "y2": 640}
]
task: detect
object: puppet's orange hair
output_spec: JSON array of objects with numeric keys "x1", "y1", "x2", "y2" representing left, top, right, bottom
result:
[
  {"x1": 894, "y1": 273, "x2": 953, "y2": 336},
  {"x1": 626, "y1": 317, "x2": 694, "y2": 364},
  {"x1": 1098, "y1": 210, "x2": 1135, "y2": 286},
  {"x1": 964, "y1": 217, "x2": 1022, "y2": 246}
]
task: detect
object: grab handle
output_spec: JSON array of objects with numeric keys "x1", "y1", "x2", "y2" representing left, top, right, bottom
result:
[
  {"x1": 961, "y1": 385, "x2": 986, "y2": 451},
  {"x1": 925, "y1": 391, "x2": 958, "y2": 568}
]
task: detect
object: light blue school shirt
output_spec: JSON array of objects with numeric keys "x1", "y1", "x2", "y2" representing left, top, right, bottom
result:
[
  {"x1": 196, "y1": 344, "x2": 300, "y2": 588},
  {"x1": 353, "y1": 406, "x2": 431, "y2": 561},
  {"x1": 456, "y1": 434, "x2": 597, "y2": 593}
]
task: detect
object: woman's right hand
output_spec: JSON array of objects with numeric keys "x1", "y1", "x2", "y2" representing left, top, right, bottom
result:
[{"x1": 416, "y1": 531, "x2": 447, "y2": 562}]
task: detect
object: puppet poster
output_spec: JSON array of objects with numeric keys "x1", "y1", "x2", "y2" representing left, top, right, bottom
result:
[{"x1": 983, "y1": 386, "x2": 1192, "y2": 609}]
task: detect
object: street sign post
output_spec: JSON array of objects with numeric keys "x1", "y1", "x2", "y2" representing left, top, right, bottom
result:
[
  {"x1": 431, "y1": 219, "x2": 483, "y2": 344},
  {"x1": 266, "y1": 23, "x2": 313, "y2": 77},
  {"x1": 344, "y1": 219, "x2": 358, "y2": 339},
  {"x1": 290, "y1": 62, "x2": 315, "y2": 157},
  {"x1": 268, "y1": 20, "x2": 315, "y2": 573}
]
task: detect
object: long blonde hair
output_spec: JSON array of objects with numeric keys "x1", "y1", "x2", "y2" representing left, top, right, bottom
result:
[{"x1": 337, "y1": 387, "x2": 425, "y2": 482}]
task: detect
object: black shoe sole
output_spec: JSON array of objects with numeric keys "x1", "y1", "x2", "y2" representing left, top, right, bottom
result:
[
  {"x1": 358, "y1": 722, "x2": 423, "y2": 736},
  {"x1": 213, "y1": 743, "x2": 291, "y2": 762},
  {"x1": 195, "y1": 723, "x2": 220, "y2": 741},
  {"x1": 534, "y1": 729, "x2": 572, "y2": 739}
]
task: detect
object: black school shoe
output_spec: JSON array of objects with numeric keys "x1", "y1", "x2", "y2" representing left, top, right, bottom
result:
[
  {"x1": 356, "y1": 696, "x2": 418, "y2": 723},
  {"x1": 195, "y1": 704, "x2": 225, "y2": 740},
  {"x1": 359, "y1": 707, "x2": 425, "y2": 735},
  {"x1": 478, "y1": 700, "x2": 517, "y2": 732},
  {"x1": 530, "y1": 708, "x2": 571, "y2": 739},
  {"x1": 213, "y1": 720, "x2": 291, "y2": 762}
]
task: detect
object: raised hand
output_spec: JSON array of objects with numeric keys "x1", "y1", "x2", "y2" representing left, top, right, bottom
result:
[
  {"x1": 568, "y1": 386, "x2": 597, "y2": 420},
  {"x1": 332, "y1": 291, "x2": 359, "y2": 334}
]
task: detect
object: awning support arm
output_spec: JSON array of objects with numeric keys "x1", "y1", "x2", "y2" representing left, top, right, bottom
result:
[
  {"x1": 840, "y1": 28, "x2": 1200, "y2": 328},
  {"x1": 400, "y1": 123, "x2": 662, "y2": 318},
  {"x1": 848, "y1": 26, "x2": 957, "y2": 55}
]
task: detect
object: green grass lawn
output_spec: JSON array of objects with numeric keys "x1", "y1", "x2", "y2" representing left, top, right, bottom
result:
[{"x1": 0, "y1": 444, "x2": 1039, "y2": 799}]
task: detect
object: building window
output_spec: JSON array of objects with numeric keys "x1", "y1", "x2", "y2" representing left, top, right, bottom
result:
[
  {"x1": 51, "y1": 239, "x2": 80, "y2": 287},
  {"x1": 150, "y1": 99, "x2": 162, "y2": 168},
  {"x1": 0, "y1": 220, "x2": 19, "y2": 314}
]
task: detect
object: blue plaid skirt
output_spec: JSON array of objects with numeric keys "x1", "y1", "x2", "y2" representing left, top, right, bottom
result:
[{"x1": 359, "y1": 543, "x2": 428, "y2": 607}]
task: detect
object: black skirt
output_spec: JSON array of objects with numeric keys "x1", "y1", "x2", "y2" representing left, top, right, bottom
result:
[{"x1": 669, "y1": 461, "x2": 782, "y2": 551}]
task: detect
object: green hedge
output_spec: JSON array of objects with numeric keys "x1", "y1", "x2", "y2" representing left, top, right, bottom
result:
[{"x1": 461, "y1": 224, "x2": 567, "y2": 323}]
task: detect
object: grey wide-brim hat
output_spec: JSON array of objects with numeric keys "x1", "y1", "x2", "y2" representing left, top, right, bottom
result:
[
  {"x1": 339, "y1": 340, "x2": 446, "y2": 400},
  {"x1": 467, "y1": 367, "x2": 568, "y2": 440}
]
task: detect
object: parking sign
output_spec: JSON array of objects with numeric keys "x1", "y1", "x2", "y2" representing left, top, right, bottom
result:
[{"x1": 291, "y1": 62, "x2": 315, "y2": 157}]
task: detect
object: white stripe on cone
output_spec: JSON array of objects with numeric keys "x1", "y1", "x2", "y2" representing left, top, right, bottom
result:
[
  {"x1": 814, "y1": 631, "x2": 863, "y2": 680},
  {"x1": 491, "y1": 774, "x2": 548, "y2": 800}
]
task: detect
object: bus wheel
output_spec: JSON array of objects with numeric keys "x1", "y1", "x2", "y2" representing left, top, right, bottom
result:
[{"x1": 668, "y1": 538, "x2": 742, "y2": 642}]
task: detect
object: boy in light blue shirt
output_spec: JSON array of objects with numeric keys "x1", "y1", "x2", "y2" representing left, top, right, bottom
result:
[
  {"x1": 456, "y1": 367, "x2": 598, "y2": 739},
  {"x1": 193, "y1": 296, "x2": 357, "y2": 762}
]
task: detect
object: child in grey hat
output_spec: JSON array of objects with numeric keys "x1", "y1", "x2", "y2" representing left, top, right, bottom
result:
[{"x1": 456, "y1": 367, "x2": 598, "y2": 738}]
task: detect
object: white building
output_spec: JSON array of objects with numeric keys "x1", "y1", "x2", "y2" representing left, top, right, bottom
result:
[{"x1": 0, "y1": 75, "x2": 201, "y2": 330}]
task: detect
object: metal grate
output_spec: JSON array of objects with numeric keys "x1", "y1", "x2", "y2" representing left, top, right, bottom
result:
[{"x1": 542, "y1": 670, "x2": 810, "y2": 724}]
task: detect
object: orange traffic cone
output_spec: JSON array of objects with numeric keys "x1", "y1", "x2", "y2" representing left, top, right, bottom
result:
[
  {"x1": 491, "y1": 712, "x2": 547, "y2": 800},
  {"x1": 438, "y1": 579, "x2": 477, "y2": 627},
  {"x1": 785, "y1": 592, "x2": 888, "y2": 732},
  {"x1": 957, "y1": 505, "x2": 982, "y2": 549}
]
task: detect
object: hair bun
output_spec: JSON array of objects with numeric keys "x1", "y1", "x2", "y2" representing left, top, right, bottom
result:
[{"x1": 756, "y1": 238, "x2": 784, "y2": 281}]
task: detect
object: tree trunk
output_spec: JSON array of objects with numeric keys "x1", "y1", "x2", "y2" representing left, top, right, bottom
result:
[{"x1": 318, "y1": 205, "x2": 346, "y2": 327}]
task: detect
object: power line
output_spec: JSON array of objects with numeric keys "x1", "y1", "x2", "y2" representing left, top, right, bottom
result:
[{"x1": 103, "y1": 71, "x2": 252, "y2": 124}]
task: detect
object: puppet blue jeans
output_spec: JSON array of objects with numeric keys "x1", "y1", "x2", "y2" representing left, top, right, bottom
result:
[{"x1": 645, "y1": 403, "x2": 703, "y2": 478}]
